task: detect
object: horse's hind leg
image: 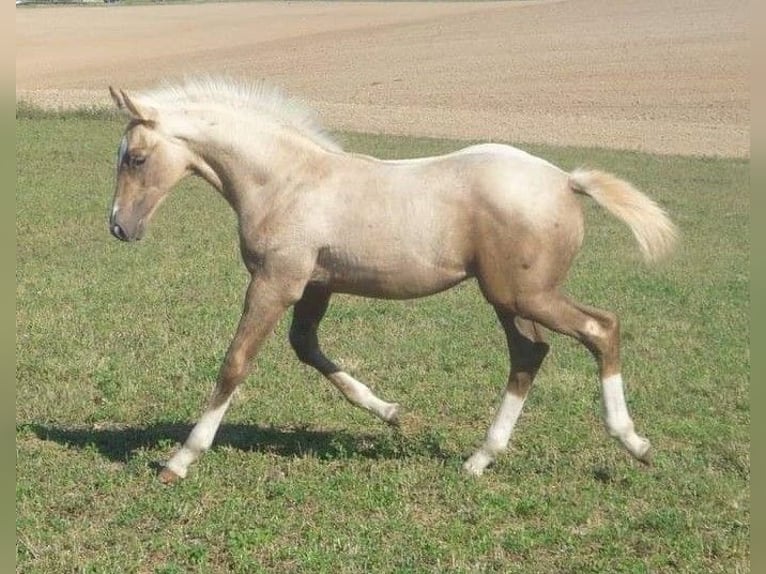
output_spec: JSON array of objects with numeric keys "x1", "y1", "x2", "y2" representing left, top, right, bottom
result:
[
  {"x1": 289, "y1": 286, "x2": 400, "y2": 425},
  {"x1": 464, "y1": 312, "x2": 549, "y2": 476},
  {"x1": 517, "y1": 291, "x2": 651, "y2": 463}
]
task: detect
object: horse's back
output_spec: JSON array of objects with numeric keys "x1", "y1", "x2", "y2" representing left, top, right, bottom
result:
[{"x1": 351, "y1": 141, "x2": 582, "y2": 258}]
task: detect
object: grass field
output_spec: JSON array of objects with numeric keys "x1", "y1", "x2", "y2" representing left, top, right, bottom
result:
[{"x1": 16, "y1": 109, "x2": 749, "y2": 573}]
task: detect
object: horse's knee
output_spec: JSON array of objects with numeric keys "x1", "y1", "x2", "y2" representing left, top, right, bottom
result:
[{"x1": 218, "y1": 351, "x2": 248, "y2": 391}]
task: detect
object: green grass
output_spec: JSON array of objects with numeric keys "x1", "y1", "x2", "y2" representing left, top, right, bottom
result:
[{"x1": 16, "y1": 112, "x2": 749, "y2": 573}]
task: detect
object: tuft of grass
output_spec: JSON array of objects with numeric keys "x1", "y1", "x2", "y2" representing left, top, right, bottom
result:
[{"x1": 17, "y1": 114, "x2": 748, "y2": 573}]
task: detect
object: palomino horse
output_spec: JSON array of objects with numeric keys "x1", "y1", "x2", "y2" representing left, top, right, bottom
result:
[{"x1": 107, "y1": 79, "x2": 677, "y2": 483}]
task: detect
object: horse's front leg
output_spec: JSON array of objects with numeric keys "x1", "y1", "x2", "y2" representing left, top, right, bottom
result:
[{"x1": 159, "y1": 277, "x2": 294, "y2": 483}]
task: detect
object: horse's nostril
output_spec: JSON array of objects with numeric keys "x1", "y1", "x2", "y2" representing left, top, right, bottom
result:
[{"x1": 111, "y1": 223, "x2": 127, "y2": 241}]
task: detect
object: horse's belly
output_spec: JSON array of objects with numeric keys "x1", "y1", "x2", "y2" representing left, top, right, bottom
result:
[{"x1": 313, "y1": 250, "x2": 470, "y2": 299}]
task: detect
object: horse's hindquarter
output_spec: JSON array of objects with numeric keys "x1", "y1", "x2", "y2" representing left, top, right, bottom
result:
[{"x1": 465, "y1": 146, "x2": 585, "y2": 296}]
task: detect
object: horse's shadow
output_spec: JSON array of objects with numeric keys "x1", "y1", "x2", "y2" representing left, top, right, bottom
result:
[{"x1": 19, "y1": 421, "x2": 452, "y2": 466}]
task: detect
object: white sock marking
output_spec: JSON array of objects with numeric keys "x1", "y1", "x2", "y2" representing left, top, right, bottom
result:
[
  {"x1": 601, "y1": 373, "x2": 650, "y2": 458},
  {"x1": 187, "y1": 396, "x2": 232, "y2": 452},
  {"x1": 464, "y1": 391, "x2": 526, "y2": 476},
  {"x1": 165, "y1": 395, "x2": 233, "y2": 477},
  {"x1": 486, "y1": 392, "x2": 525, "y2": 452},
  {"x1": 330, "y1": 372, "x2": 398, "y2": 422},
  {"x1": 601, "y1": 373, "x2": 632, "y2": 435}
]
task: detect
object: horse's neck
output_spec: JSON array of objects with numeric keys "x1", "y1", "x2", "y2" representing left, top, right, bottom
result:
[{"x1": 189, "y1": 120, "x2": 330, "y2": 211}]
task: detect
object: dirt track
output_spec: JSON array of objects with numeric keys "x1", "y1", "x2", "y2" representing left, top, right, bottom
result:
[{"x1": 16, "y1": 0, "x2": 749, "y2": 157}]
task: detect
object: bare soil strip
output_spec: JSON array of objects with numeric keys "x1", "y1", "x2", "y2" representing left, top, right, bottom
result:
[{"x1": 16, "y1": 0, "x2": 749, "y2": 157}]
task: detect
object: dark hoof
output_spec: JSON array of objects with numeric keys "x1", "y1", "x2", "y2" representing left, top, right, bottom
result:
[{"x1": 158, "y1": 466, "x2": 182, "y2": 485}]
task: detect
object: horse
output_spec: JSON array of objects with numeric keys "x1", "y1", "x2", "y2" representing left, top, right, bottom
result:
[{"x1": 107, "y1": 78, "x2": 677, "y2": 483}]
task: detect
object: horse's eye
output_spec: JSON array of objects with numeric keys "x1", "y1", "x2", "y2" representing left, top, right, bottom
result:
[{"x1": 129, "y1": 155, "x2": 147, "y2": 169}]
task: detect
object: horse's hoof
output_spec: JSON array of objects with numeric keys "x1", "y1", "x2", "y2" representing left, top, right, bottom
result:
[
  {"x1": 384, "y1": 403, "x2": 401, "y2": 427},
  {"x1": 462, "y1": 462, "x2": 484, "y2": 477},
  {"x1": 637, "y1": 444, "x2": 652, "y2": 466},
  {"x1": 158, "y1": 467, "x2": 181, "y2": 485},
  {"x1": 462, "y1": 451, "x2": 491, "y2": 477},
  {"x1": 632, "y1": 438, "x2": 652, "y2": 466},
  {"x1": 639, "y1": 453, "x2": 652, "y2": 466}
]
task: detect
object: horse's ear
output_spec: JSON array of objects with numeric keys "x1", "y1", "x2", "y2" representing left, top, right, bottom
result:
[
  {"x1": 108, "y1": 86, "x2": 125, "y2": 110},
  {"x1": 119, "y1": 90, "x2": 158, "y2": 123}
]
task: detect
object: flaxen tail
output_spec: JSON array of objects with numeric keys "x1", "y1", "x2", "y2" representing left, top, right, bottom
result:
[{"x1": 569, "y1": 169, "x2": 678, "y2": 263}]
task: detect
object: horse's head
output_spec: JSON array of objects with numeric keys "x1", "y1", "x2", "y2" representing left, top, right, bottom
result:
[{"x1": 108, "y1": 87, "x2": 194, "y2": 242}]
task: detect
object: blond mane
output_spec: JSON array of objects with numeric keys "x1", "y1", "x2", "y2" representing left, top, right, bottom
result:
[{"x1": 135, "y1": 77, "x2": 341, "y2": 152}]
